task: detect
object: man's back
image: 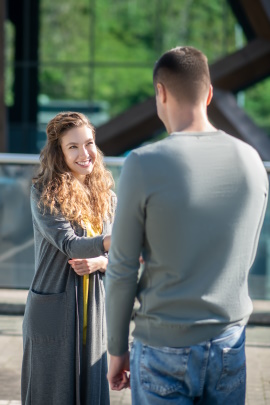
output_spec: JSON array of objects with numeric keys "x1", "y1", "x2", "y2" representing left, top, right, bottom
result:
[
  {"x1": 106, "y1": 46, "x2": 268, "y2": 403},
  {"x1": 106, "y1": 130, "x2": 268, "y2": 353}
]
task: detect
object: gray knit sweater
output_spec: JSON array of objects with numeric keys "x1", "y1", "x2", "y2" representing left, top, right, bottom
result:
[{"x1": 106, "y1": 131, "x2": 268, "y2": 356}]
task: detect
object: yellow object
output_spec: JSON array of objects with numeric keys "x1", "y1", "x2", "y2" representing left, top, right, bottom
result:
[{"x1": 83, "y1": 221, "x2": 101, "y2": 345}]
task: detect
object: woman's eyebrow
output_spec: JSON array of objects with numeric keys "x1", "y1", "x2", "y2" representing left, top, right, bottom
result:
[
  {"x1": 65, "y1": 138, "x2": 94, "y2": 147},
  {"x1": 66, "y1": 142, "x2": 78, "y2": 146}
]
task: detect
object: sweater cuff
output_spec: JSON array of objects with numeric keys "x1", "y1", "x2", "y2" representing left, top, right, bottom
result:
[{"x1": 108, "y1": 337, "x2": 129, "y2": 356}]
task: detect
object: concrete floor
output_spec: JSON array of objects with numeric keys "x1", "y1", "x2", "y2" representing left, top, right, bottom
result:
[{"x1": 0, "y1": 315, "x2": 270, "y2": 404}]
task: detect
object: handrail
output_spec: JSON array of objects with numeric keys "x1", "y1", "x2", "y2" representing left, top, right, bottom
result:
[
  {"x1": 0, "y1": 153, "x2": 270, "y2": 172},
  {"x1": 263, "y1": 162, "x2": 270, "y2": 172},
  {"x1": 0, "y1": 153, "x2": 125, "y2": 166}
]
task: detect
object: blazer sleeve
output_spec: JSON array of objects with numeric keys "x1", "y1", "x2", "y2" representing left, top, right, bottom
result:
[{"x1": 30, "y1": 186, "x2": 106, "y2": 259}]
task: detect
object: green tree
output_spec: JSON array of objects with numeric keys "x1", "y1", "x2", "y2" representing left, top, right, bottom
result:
[{"x1": 6, "y1": 0, "x2": 270, "y2": 138}]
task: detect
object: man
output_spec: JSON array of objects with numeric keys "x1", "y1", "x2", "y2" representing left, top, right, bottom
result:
[{"x1": 105, "y1": 46, "x2": 268, "y2": 404}]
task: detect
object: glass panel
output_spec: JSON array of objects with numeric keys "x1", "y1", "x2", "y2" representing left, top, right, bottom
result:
[
  {"x1": 94, "y1": 0, "x2": 241, "y2": 64},
  {"x1": 239, "y1": 77, "x2": 270, "y2": 138},
  {"x1": 38, "y1": 66, "x2": 110, "y2": 150},
  {"x1": 94, "y1": 67, "x2": 154, "y2": 118},
  {"x1": 0, "y1": 159, "x2": 122, "y2": 289},
  {"x1": 95, "y1": 0, "x2": 159, "y2": 63},
  {"x1": 39, "y1": 0, "x2": 244, "y2": 66},
  {"x1": 40, "y1": 0, "x2": 92, "y2": 63},
  {"x1": 0, "y1": 164, "x2": 36, "y2": 288},
  {"x1": 7, "y1": 0, "x2": 249, "y2": 155},
  {"x1": 173, "y1": 0, "x2": 244, "y2": 63},
  {"x1": 4, "y1": 20, "x2": 15, "y2": 107},
  {"x1": 249, "y1": 194, "x2": 270, "y2": 300},
  {"x1": 39, "y1": 66, "x2": 91, "y2": 101},
  {"x1": 0, "y1": 158, "x2": 269, "y2": 298}
]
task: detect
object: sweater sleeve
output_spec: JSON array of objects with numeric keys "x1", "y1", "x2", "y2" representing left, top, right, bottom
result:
[
  {"x1": 31, "y1": 186, "x2": 106, "y2": 259},
  {"x1": 105, "y1": 152, "x2": 145, "y2": 356}
]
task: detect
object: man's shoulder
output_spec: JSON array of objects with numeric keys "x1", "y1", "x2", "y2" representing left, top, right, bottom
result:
[
  {"x1": 221, "y1": 130, "x2": 254, "y2": 150},
  {"x1": 221, "y1": 131, "x2": 268, "y2": 184},
  {"x1": 127, "y1": 138, "x2": 170, "y2": 160}
]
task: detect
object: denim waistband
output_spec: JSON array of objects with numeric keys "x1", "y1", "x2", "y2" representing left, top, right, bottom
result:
[{"x1": 211, "y1": 324, "x2": 245, "y2": 342}]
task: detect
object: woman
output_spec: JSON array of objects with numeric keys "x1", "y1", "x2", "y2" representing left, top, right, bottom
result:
[{"x1": 21, "y1": 112, "x2": 116, "y2": 405}]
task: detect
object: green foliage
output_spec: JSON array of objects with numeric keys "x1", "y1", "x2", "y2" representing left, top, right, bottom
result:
[
  {"x1": 5, "y1": 0, "x2": 270, "y2": 137},
  {"x1": 40, "y1": 0, "x2": 91, "y2": 62},
  {"x1": 38, "y1": 0, "x2": 242, "y2": 116},
  {"x1": 244, "y1": 79, "x2": 270, "y2": 135},
  {"x1": 4, "y1": 21, "x2": 15, "y2": 106}
]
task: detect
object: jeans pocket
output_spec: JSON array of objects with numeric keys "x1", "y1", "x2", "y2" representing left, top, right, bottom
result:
[
  {"x1": 140, "y1": 345, "x2": 190, "y2": 396},
  {"x1": 216, "y1": 338, "x2": 246, "y2": 392},
  {"x1": 23, "y1": 290, "x2": 67, "y2": 343}
]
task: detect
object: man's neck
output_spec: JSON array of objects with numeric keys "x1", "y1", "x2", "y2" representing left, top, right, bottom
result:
[
  {"x1": 169, "y1": 121, "x2": 217, "y2": 135},
  {"x1": 166, "y1": 104, "x2": 217, "y2": 135}
]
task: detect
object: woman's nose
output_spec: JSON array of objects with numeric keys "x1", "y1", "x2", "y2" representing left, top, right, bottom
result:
[{"x1": 79, "y1": 146, "x2": 89, "y2": 158}]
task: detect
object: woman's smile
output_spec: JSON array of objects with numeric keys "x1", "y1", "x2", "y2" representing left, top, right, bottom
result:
[
  {"x1": 61, "y1": 125, "x2": 97, "y2": 182},
  {"x1": 76, "y1": 158, "x2": 92, "y2": 167}
]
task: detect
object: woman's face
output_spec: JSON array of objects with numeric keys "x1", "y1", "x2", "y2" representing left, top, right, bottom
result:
[{"x1": 61, "y1": 125, "x2": 97, "y2": 182}]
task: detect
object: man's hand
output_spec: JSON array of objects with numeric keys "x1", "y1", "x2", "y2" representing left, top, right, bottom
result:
[{"x1": 107, "y1": 352, "x2": 130, "y2": 391}]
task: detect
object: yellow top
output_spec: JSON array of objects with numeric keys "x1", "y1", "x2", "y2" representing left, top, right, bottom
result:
[{"x1": 83, "y1": 221, "x2": 101, "y2": 345}]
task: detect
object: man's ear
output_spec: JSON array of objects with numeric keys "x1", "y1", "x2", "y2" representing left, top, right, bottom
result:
[
  {"x1": 206, "y1": 84, "x2": 213, "y2": 106},
  {"x1": 157, "y1": 82, "x2": 167, "y2": 103}
]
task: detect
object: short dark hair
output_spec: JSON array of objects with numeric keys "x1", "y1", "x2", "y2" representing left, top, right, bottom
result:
[{"x1": 153, "y1": 46, "x2": 211, "y2": 103}]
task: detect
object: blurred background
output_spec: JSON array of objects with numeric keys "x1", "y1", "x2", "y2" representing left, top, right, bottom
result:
[{"x1": 0, "y1": 0, "x2": 270, "y2": 300}]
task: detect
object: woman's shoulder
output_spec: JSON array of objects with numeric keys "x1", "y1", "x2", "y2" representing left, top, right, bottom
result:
[
  {"x1": 31, "y1": 181, "x2": 48, "y2": 206},
  {"x1": 30, "y1": 182, "x2": 42, "y2": 200}
]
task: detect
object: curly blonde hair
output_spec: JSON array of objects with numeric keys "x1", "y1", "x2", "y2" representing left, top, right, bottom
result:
[{"x1": 34, "y1": 112, "x2": 114, "y2": 230}]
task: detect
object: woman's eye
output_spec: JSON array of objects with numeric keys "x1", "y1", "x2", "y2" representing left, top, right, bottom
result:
[
  {"x1": 69, "y1": 145, "x2": 77, "y2": 149},
  {"x1": 87, "y1": 141, "x2": 94, "y2": 146}
]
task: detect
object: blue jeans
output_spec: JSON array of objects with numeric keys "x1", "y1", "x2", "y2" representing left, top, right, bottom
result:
[{"x1": 130, "y1": 326, "x2": 246, "y2": 404}]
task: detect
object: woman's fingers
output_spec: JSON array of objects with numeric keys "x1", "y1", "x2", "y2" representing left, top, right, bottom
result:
[
  {"x1": 69, "y1": 259, "x2": 86, "y2": 265},
  {"x1": 68, "y1": 258, "x2": 100, "y2": 275},
  {"x1": 69, "y1": 259, "x2": 88, "y2": 275}
]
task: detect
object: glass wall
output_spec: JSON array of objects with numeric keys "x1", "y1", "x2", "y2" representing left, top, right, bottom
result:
[
  {"x1": 5, "y1": 0, "x2": 246, "y2": 153},
  {"x1": 0, "y1": 163, "x2": 35, "y2": 288},
  {"x1": 0, "y1": 155, "x2": 270, "y2": 301},
  {"x1": 249, "y1": 193, "x2": 270, "y2": 300},
  {"x1": 0, "y1": 155, "x2": 123, "y2": 289},
  {"x1": 38, "y1": 0, "x2": 242, "y2": 121},
  {"x1": 239, "y1": 77, "x2": 270, "y2": 138}
]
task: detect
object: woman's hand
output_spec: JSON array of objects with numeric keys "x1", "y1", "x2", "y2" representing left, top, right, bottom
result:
[{"x1": 68, "y1": 256, "x2": 108, "y2": 276}]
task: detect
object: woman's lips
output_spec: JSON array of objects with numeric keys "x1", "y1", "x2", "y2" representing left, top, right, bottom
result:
[{"x1": 76, "y1": 159, "x2": 91, "y2": 167}]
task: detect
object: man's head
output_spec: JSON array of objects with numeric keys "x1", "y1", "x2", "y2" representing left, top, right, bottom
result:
[{"x1": 153, "y1": 46, "x2": 211, "y2": 106}]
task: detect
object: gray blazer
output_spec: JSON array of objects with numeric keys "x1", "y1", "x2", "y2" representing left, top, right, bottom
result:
[{"x1": 21, "y1": 185, "x2": 116, "y2": 405}]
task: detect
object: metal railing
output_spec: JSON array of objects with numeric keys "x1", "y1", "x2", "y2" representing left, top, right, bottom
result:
[
  {"x1": 0, "y1": 153, "x2": 126, "y2": 166},
  {"x1": 0, "y1": 153, "x2": 269, "y2": 172}
]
